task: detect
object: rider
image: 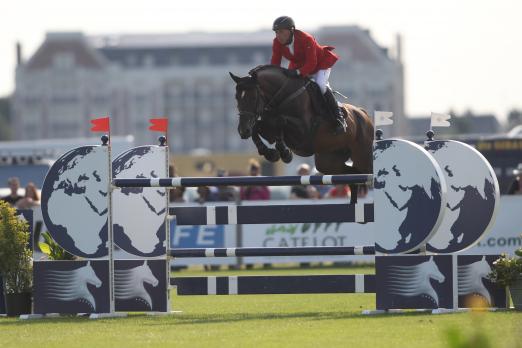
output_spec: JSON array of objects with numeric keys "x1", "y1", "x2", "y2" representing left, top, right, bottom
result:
[{"x1": 270, "y1": 16, "x2": 347, "y2": 134}]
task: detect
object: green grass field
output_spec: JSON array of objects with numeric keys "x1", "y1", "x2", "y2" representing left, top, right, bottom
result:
[{"x1": 1, "y1": 264, "x2": 521, "y2": 348}]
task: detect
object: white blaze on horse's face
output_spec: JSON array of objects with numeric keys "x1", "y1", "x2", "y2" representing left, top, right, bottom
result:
[{"x1": 235, "y1": 83, "x2": 259, "y2": 139}]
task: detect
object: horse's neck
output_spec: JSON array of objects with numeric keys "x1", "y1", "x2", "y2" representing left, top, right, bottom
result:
[
  {"x1": 73, "y1": 271, "x2": 96, "y2": 304},
  {"x1": 460, "y1": 263, "x2": 489, "y2": 289},
  {"x1": 411, "y1": 275, "x2": 434, "y2": 298},
  {"x1": 260, "y1": 75, "x2": 312, "y2": 118},
  {"x1": 123, "y1": 270, "x2": 152, "y2": 304}
]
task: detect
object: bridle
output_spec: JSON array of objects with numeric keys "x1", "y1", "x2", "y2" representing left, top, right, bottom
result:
[
  {"x1": 236, "y1": 73, "x2": 311, "y2": 122},
  {"x1": 236, "y1": 81, "x2": 266, "y2": 122}
]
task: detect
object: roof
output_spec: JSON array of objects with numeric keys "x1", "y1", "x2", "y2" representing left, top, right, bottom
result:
[
  {"x1": 317, "y1": 26, "x2": 391, "y2": 63},
  {"x1": 88, "y1": 30, "x2": 274, "y2": 49},
  {"x1": 24, "y1": 27, "x2": 395, "y2": 70},
  {"x1": 25, "y1": 32, "x2": 108, "y2": 71}
]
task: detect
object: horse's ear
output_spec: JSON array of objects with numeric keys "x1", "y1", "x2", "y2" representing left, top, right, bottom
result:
[{"x1": 229, "y1": 72, "x2": 241, "y2": 84}]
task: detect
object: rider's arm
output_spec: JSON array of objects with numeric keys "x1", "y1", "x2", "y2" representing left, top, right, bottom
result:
[
  {"x1": 271, "y1": 39, "x2": 282, "y2": 66},
  {"x1": 298, "y1": 36, "x2": 318, "y2": 77}
]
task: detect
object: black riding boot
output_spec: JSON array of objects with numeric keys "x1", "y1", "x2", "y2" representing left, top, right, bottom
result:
[{"x1": 323, "y1": 88, "x2": 347, "y2": 134}]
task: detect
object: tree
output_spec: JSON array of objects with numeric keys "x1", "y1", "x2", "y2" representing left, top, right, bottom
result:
[{"x1": 507, "y1": 109, "x2": 522, "y2": 131}]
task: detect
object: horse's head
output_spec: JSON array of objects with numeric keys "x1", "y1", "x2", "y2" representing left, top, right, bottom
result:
[
  {"x1": 475, "y1": 256, "x2": 492, "y2": 278},
  {"x1": 230, "y1": 72, "x2": 263, "y2": 139},
  {"x1": 424, "y1": 256, "x2": 445, "y2": 283},
  {"x1": 140, "y1": 261, "x2": 159, "y2": 287},
  {"x1": 82, "y1": 261, "x2": 102, "y2": 288}
]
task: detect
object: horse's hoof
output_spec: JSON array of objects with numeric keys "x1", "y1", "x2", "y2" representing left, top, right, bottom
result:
[
  {"x1": 281, "y1": 151, "x2": 293, "y2": 164},
  {"x1": 265, "y1": 149, "x2": 280, "y2": 162}
]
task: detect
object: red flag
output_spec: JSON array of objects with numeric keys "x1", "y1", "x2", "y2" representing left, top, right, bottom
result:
[
  {"x1": 149, "y1": 118, "x2": 168, "y2": 132},
  {"x1": 90, "y1": 117, "x2": 110, "y2": 132}
]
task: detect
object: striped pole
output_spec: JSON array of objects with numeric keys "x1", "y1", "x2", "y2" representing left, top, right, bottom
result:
[
  {"x1": 113, "y1": 174, "x2": 373, "y2": 188},
  {"x1": 169, "y1": 203, "x2": 374, "y2": 225},
  {"x1": 171, "y1": 274, "x2": 376, "y2": 295},
  {"x1": 170, "y1": 246, "x2": 375, "y2": 258}
]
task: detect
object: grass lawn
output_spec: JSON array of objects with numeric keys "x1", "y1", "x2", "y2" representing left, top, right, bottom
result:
[{"x1": 1, "y1": 264, "x2": 521, "y2": 348}]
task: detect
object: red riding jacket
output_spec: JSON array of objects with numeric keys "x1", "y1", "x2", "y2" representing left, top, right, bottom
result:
[{"x1": 271, "y1": 30, "x2": 339, "y2": 77}]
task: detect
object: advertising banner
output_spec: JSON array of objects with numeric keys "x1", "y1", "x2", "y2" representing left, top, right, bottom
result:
[
  {"x1": 169, "y1": 204, "x2": 237, "y2": 266},
  {"x1": 241, "y1": 199, "x2": 375, "y2": 264},
  {"x1": 463, "y1": 195, "x2": 522, "y2": 255}
]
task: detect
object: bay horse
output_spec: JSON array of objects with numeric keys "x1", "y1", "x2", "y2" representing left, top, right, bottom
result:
[{"x1": 229, "y1": 65, "x2": 374, "y2": 202}]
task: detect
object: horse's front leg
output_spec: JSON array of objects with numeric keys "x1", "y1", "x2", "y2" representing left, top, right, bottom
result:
[
  {"x1": 252, "y1": 123, "x2": 280, "y2": 162},
  {"x1": 275, "y1": 133, "x2": 293, "y2": 164}
]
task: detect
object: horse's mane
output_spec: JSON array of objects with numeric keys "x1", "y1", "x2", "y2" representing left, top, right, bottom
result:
[{"x1": 249, "y1": 65, "x2": 287, "y2": 79}]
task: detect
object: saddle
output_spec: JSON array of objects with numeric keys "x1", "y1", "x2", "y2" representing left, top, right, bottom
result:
[
  {"x1": 305, "y1": 82, "x2": 349, "y2": 121},
  {"x1": 305, "y1": 82, "x2": 329, "y2": 117}
]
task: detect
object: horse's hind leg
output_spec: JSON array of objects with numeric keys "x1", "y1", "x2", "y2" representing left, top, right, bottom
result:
[
  {"x1": 315, "y1": 152, "x2": 361, "y2": 204},
  {"x1": 314, "y1": 152, "x2": 360, "y2": 175}
]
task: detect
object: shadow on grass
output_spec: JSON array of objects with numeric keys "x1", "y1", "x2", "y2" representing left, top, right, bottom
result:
[
  {"x1": 0, "y1": 308, "x2": 468, "y2": 327},
  {"x1": 145, "y1": 311, "x2": 362, "y2": 325},
  {"x1": 143, "y1": 309, "x2": 449, "y2": 326}
]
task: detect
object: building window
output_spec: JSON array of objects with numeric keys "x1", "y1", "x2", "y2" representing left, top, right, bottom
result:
[
  {"x1": 126, "y1": 55, "x2": 137, "y2": 67},
  {"x1": 227, "y1": 54, "x2": 238, "y2": 65},
  {"x1": 199, "y1": 109, "x2": 212, "y2": 123},
  {"x1": 199, "y1": 55, "x2": 209, "y2": 65},
  {"x1": 144, "y1": 54, "x2": 155, "y2": 67},
  {"x1": 53, "y1": 53, "x2": 75, "y2": 70}
]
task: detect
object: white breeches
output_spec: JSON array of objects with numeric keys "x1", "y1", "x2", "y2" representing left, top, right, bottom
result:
[{"x1": 311, "y1": 68, "x2": 331, "y2": 94}]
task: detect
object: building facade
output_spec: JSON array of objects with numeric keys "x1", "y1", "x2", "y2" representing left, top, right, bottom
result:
[{"x1": 12, "y1": 27, "x2": 404, "y2": 153}]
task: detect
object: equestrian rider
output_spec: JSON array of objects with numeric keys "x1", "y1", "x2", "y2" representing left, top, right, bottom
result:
[{"x1": 270, "y1": 16, "x2": 347, "y2": 134}]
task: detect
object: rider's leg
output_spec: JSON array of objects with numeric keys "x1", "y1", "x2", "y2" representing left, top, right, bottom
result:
[
  {"x1": 313, "y1": 69, "x2": 347, "y2": 134},
  {"x1": 323, "y1": 88, "x2": 347, "y2": 134}
]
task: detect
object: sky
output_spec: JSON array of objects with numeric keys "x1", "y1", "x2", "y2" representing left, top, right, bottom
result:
[{"x1": 0, "y1": 0, "x2": 521, "y2": 123}]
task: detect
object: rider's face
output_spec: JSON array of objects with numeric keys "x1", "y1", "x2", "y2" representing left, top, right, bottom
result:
[{"x1": 275, "y1": 29, "x2": 292, "y2": 45}]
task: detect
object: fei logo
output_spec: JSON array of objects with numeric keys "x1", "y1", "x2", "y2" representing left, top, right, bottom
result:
[{"x1": 170, "y1": 220, "x2": 225, "y2": 248}]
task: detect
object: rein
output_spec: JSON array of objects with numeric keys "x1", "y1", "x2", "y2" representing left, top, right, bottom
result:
[
  {"x1": 262, "y1": 77, "x2": 310, "y2": 114},
  {"x1": 237, "y1": 71, "x2": 313, "y2": 135}
]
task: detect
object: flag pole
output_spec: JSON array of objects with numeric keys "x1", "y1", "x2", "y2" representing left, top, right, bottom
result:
[{"x1": 149, "y1": 117, "x2": 170, "y2": 314}]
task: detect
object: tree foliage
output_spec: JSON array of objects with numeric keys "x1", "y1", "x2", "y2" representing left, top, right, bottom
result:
[{"x1": 0, "y1": 200, "x2": 32, "y2": 294}]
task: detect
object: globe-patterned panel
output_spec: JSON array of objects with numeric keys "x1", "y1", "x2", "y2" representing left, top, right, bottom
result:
[
  {"x1": 373, "y1": 139, "x2": 447, "y2": 254},
  {"x1": 426, "y1": 140, "x2": 500, "y2": 253},
  {"x1": 41, "y1": 146, "x2": 109, "y2": 258},
  {"x1": 112, "y1": 146, "x2": 168, "y2": 257}
]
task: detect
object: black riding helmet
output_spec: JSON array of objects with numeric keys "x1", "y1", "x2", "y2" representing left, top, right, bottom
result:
[{"x1": 272, "y1": 16, "x2": 295, "y2": 31}]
